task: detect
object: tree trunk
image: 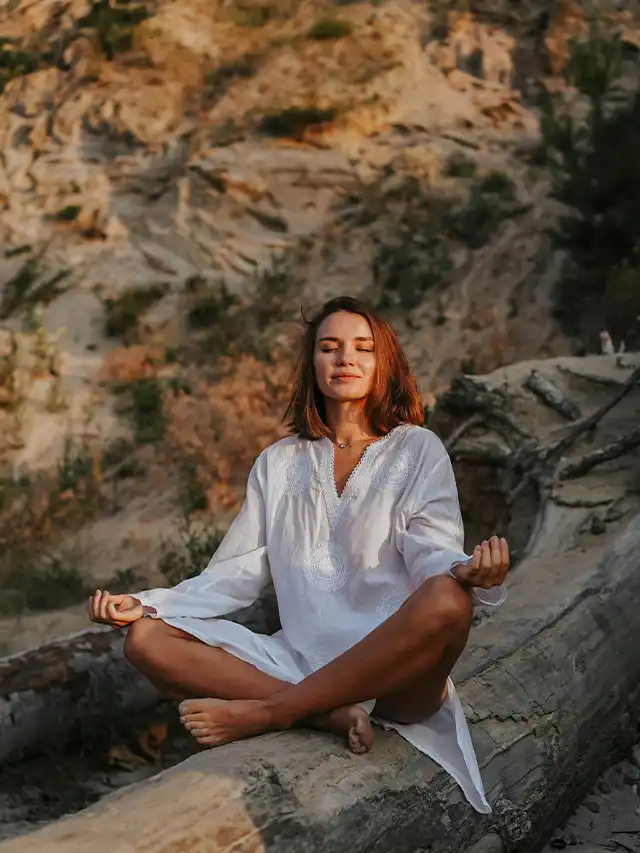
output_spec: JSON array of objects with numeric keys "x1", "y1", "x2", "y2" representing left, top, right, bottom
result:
[{"x1": 1, "y1": 354, "x2": 639, "y2": 853}]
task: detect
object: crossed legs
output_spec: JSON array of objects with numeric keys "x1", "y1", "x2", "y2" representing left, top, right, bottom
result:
[{"x1": 124, "y1": 574, "x2": 473, "y2": 753}]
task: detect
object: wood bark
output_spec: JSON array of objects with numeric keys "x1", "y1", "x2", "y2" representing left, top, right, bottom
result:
[{"x1": 1, "y1": 353, "x2": 639, "y2": 853}]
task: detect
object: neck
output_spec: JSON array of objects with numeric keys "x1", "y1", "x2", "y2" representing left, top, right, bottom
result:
[{"x1": 324, "y1": 399, "x2": 376, "y2": 445}]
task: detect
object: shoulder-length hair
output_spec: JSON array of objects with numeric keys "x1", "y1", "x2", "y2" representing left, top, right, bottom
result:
[{"x1": 283, "y1": 296, "x2": 424, "y2": 440}]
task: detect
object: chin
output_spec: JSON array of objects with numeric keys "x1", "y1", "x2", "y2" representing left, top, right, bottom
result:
[{"x1": 324, "y1": 388, "x2": 369, "y2": 403}]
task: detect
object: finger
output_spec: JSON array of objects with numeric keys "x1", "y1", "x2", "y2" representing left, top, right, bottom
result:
[
  {"x1": 480, "y1": 540, "x2": 492, "y2": 571},
  {"x1": 490, "y1": 535, "x2": 501, "y2": 567},
  {"x1": 489, "y1": 535, "x2": 503, "y2": 584},
  {"x1": 474, "y1": 540, "x2": 494, "y2": 588},
  {"x1": 108, "y1": 601, "x2": 139, "y2": 624},
  {"x1": 98, "y1": 590, "x2": 111, "y2": 623},
  {"x1": 500, "y1": 537, "x2": 510, "y2": 570},
  {"x1": 106, "y1": 601, "x2": 123, "y2": 625},
  {"x1": 89, "y1": 590, "x2": 101, "y2": 622},
  {"x1": 463, "y1": 546, "x2": 481, "y2": 576}
]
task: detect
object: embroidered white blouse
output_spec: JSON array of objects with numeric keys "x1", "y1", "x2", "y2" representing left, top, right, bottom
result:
[{"x1": 134, "y1": 424, "x2": 506, "y2": 812}]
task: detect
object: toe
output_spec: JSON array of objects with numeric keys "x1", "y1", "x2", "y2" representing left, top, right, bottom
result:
[
  {"x1": 182, "y1": 712, "x2": 207, "y2": 724},
  {"x1": 197, "y1": 735, "x2": 221, "y2": 747},
  {"x1": 178, "y1": 700, "x2": 198, "y2": 716},
  {"x1": 184, "y1": 721, "x2": 208, "y2": 733},
  {"x1": 190, "y1": 727, "x2": 210, "y2": 738}
]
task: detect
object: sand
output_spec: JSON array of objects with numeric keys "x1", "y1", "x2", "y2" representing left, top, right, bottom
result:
[{"x1": 542, "y1": 743, "x2": 640, "y2": 853}]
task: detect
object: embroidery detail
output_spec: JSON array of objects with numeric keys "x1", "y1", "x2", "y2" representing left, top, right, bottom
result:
[
  {"x1": 303, "y1": 541, "x2": 350, "y2": 591},
  {"x1": 314, "y1": 425, "x2": 411, "y2": 531},
  {"x1": 304, "y1": 644, "x2": 331, "y2": 670},
  {"x1": 274, "y1": 452, "x2": 313, "y2": 497},
  {"x1": 376, "y1": 589, "x2": 408, "y2": 620},
  {"x1": 373, "y1": 447, "x2": 415, "y2": 492}
]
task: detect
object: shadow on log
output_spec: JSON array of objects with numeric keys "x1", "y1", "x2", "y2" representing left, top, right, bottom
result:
[{"x1": 1, "y1": 355, "x2": 639, "y2": 853}]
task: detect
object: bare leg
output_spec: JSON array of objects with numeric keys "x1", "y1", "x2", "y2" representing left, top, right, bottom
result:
[
  {"x1": 177, "y1": 574, "x2": 472, "y2": 747},
  {"x1": 123, "y1": 620, "x2": 373, "y2": 753}
]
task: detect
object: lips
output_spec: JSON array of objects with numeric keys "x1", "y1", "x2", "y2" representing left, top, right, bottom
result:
[{"x1": 333, "y1": 374, "x2": 360, "y2": 379}]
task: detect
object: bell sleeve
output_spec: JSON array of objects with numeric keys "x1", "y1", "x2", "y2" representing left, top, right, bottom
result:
[
  {"x1": 133, "y1": 453, "x2": 271, "y2": 619},
  {"x1": 398, "y1": 441, "x2": 507, "y2": 607}
]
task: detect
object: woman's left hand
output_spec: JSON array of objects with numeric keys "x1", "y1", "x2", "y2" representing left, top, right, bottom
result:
[{"x1": 452, "y1": 535, "x2": 509, "y2": 589}]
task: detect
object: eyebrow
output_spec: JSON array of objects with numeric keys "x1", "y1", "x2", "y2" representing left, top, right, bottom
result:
[{"x1": 317, "y1": 336, "x2": 374, "y2": 343}]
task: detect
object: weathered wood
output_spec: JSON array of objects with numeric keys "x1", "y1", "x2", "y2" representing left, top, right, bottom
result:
[
  {"x1": 1, "y1": 354, "x2": 639, "y2": 853},
  {"x1": 0, "y1": 628, "x2": 157, "y2": 766},
  {"x1": 524, "y1": 368, "x2": 582, "y2": 421}
]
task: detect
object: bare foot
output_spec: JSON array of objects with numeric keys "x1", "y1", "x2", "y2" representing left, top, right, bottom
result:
[
  {"x1": 178, "y1": 698, "x2": 273, "y2": 747},
  {"x1": 179, "y1": 698, "x2": 374, "y2": 754},
  {"x1": 319, "y1": 705, "x2": 374, "y2": 755}
]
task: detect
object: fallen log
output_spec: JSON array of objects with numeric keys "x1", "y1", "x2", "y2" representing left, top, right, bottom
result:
[{"x1": 1, "y1": 354, "x2": 639, "y2": 853}]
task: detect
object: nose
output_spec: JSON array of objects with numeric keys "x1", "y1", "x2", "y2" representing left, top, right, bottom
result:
[{"x1": 336, "y1": 345, "x2": 356, "y2": 366}]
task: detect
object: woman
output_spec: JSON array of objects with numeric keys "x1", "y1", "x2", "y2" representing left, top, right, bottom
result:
[{"x1": 88, "y1": 296, "x2": 508, "y2": 813}]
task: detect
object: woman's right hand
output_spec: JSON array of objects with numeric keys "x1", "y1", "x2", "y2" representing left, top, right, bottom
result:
[{"x1": 87, "y1": 590, "x2": 144, "y2": 628}]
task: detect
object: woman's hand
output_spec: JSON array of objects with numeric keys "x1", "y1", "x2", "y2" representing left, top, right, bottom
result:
[
  {"x1": 87, "y1": 590, "x2": 144, "y2": 628},
  {"x1": 451, "y1": 535, "x2": 509, "y2": 589}
]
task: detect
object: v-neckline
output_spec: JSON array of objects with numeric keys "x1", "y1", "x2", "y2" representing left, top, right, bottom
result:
[
  {"x1": 330, "y1": 441, "x2": 376, "y2": 499},
  {"x1": 314, "y1": 425, "x2": 407, "y2": 530}
]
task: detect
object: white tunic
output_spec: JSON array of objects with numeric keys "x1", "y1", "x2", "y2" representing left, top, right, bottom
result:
[{"x1": 135, "y1": 424, "x2": 506, "y2": 813}]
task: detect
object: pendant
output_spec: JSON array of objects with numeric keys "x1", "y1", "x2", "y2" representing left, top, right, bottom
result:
[{"x1": 338, "y1": 442, "x2": 347, "y2": 449}]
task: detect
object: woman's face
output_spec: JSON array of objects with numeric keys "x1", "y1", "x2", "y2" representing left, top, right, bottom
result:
[{"x1": 313, "y1": 311, "x2": 376, "y2": 402}]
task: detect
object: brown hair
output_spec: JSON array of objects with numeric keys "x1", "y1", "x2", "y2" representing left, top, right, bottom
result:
[{"x1": 284, "y1": 296, "x2": 424, "y2": 440}]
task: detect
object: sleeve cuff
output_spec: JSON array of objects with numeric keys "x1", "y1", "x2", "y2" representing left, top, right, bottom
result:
[
  {"x1": 470, "y1": 583, "x2": 507, "y2": 607},
  {"x1": 446, "y1": 567, "x2": 507, "y2": 607}
]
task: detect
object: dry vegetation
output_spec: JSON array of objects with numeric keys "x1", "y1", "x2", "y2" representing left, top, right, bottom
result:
[{"x1": 0, "y1": 257, "x2": 299, "y2": 615}]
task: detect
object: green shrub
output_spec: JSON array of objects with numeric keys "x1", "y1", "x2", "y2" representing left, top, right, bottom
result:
[
  {"x1": 186, "y1": 278, "x2": 239, "y2": 330},
  {"x1": 0, "y1": 40, "x2": 51, "y2": 92},
  {"x1": 229, "y1": 4, "x2": 272, "y2": 27},
  {"x1": 203, "y1": 56, "x2": 260, "y2": 103},
  {"x1": 542, "y1": 33, "x2": 640, "y2": 346},
  {"x1": 374, "y1": 240, "x2": 452, "y2": 310},
  {"x1": 131, "y1": 376, "x2": 165, "y2": 443},
  {"x1": 76, "y1": 0, "x2": 149, "y2": 59},
  {"x1": 445, "y1": 172, "x2": 517, "y2": 249},
  {"x1": 307, "y1": 19, "x2": 353, "y2": 40},
  {"x1": 0, "y1": 255, "x2": 70, "y2": 319},
  {"x1": 158, "y1": 517, "x2": 224, "y2": 586},
  {"x1": 258, "y1": 106, "x2": 336, "y2": 138},
  {"x1": 477, "y1": 170, "x2": 515, "y2": 198},
  {"x1": 444, "y1": 151, "x2": 477, "y2": 178},
  {"x1": 57, "y1": 439, "x2": 95, "y2": 494},
  {"x1": 103, "y1": 283, "x2": 169, "y2": 338},
  {"x1": 0, "y1": 550, "x2": 92, "y2": 614},
  {"x1": 54, "y1": 205, "x2": 82, "y2": 222}
]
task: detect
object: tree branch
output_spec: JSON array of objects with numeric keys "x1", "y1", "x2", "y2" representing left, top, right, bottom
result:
[
  {"x1": 559, "y1": 423, "x2": 640, "y2": 480},
  {"x1": 524, "y1": 369, "x2": 582, "y2": 421}
]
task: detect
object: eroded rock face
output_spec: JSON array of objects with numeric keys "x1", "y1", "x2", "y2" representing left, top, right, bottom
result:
[{"x1": 0, "y1": 0, "x2": 557, "y2": 388}]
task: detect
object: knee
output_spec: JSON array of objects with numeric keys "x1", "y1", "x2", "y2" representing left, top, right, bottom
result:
[
  {"x1": 413, "y1": 575, "x2": 473, "y2": 636},
  {"x1": 123, "y1": 617, "x2": 162, "y2": 666}
]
